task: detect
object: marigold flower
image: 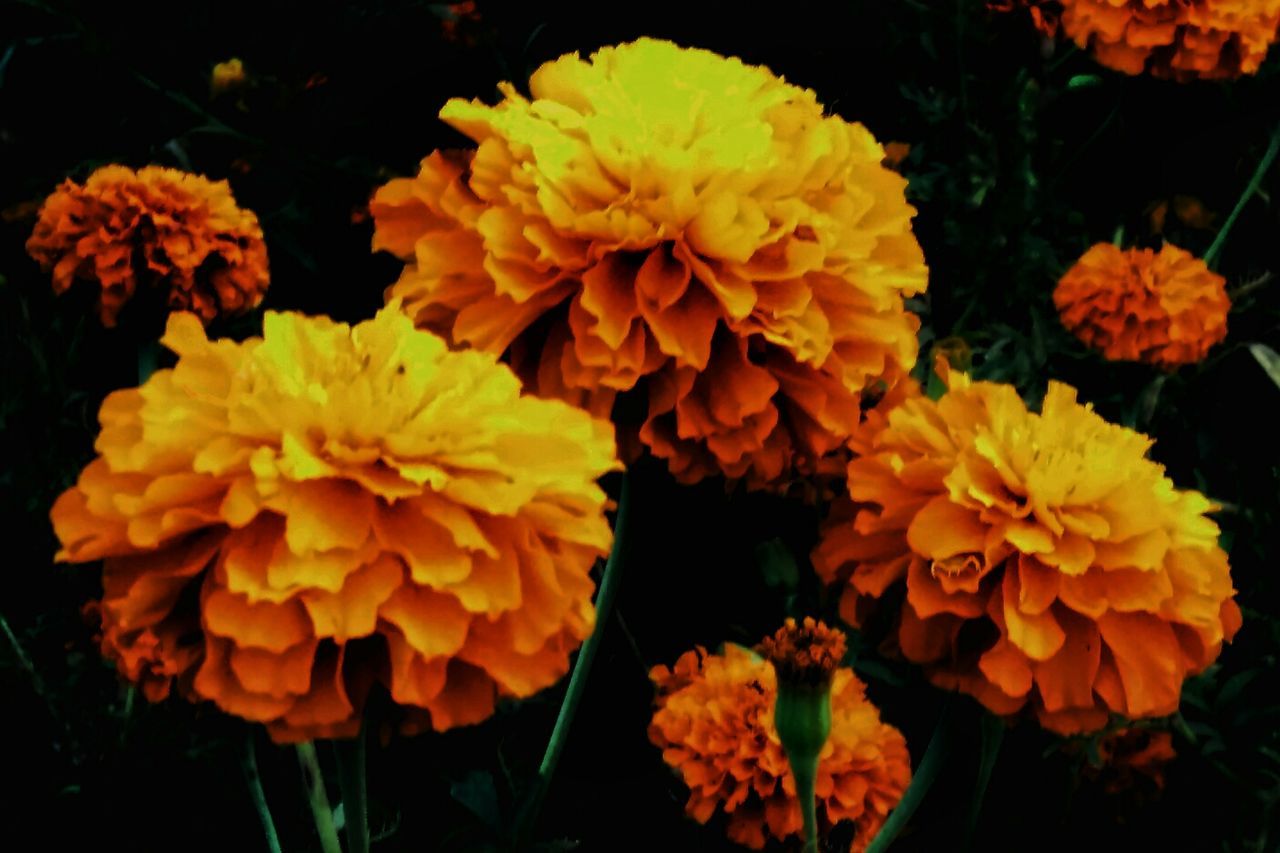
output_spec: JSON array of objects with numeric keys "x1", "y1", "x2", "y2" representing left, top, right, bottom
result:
[
  {"x1": 1001, "y1": 0, "x2": 1280, "y2": 79},
  {"x1": 1054, "y1": 242, "x2": 1228, "y2": 368},
  {"x1": 649, "y1": 644, "x2": 910, "y2": 851},
  {"x1": 989, "y1": 0, "x2": 1062, "y2": 38},
  {"x1": 27, "y1": 165, "x2": 269, "y2": 327},
  {"x1": 50, "y1": 304, "x2": 618, "y2": 741},
  {"x1": 211, "y1": 58, "x2": 248, "y2": 96},
  {"x1": 759, "y1": 616, "x2": 848, "y2": 688},
  {"x1": 371, "y1": 38, "x2": 928, "y2": 490},
  {"x1": 812, "y1": 364, "x2": 1240, "y2": 735},
  {"x1": 1089, "y1": 727, "x2": 1176, "y2": 795}
]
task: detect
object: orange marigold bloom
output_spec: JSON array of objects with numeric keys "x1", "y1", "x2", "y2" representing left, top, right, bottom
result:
[
  {"x1": 50, "y1": 304, "x2": 618, "y2": 741},
  {"x1": 26, "y1": 165, "x2": 269, "y2": 327},
  {"x1": 649, "y1": 644, "x2": 910, "y2": 851},
  {"x1": 211, "y1": 58, "x2": 248, "y2": 96},
  {"x1": 371, "y1": 38, "x2": 928, "y2": 490},
  {"x1": 1054, "y1": 242, "x2": 1228, "y2": 368},
  {"x1": 812, "y1": 364, "x2": 1241, "y2": 735},
  {"x1": 759, "y1": 616, "x2": 848, "y2": 687},
  {"x1": 1062, "y1": 0, "x2": 1279, "y2": 80},
  {"x1": 1089, "y1": 727, "x2": 1177, "y2": 795}
]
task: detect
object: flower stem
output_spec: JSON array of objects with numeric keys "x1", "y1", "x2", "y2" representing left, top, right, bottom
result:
[
  {"x1": 962, "y1": 713, "x2": 1005, "y2": 852},
  {"x1": 793, "y1": 753, "x2": 821, "y2": 853},
  {"x1": 335, "y1": 726, "x2": 369, "y2": 853},
  {"x1": 1204, "y1": 119, "x2": 1280, "y2": 269},
  {"x1": 517, "y1": 472, "x2": 632, "y2": 844},
  {"x1": 295, "y1": 742, "x2": 342, "y2": 853},
  {"x1": 241, "y1": 733, "x2": 283, "y2": 853},
  {"x1": 864, "y1": 702, "x2": 954, "y2": 853}
]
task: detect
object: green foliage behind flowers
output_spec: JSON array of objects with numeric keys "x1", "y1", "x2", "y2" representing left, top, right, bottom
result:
[{"x1": 1, "y1": 1, "x2": 1278, "y2": 850}]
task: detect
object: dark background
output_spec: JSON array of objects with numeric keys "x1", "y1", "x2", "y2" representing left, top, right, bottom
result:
[{"x1": 2, "y1": 1, "x2": 1278, "y2": 850}]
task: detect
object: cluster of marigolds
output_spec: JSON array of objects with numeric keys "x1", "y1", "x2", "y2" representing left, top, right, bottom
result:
[{"x1": 27, "y1": 7, "x2": 1271, "y2": 848}]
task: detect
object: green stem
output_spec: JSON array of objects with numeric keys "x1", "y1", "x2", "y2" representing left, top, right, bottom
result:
[
  {"x1": 518, "y1": 473, "x2": 633, "y2": 844},
  {"x1": 241, "y1": 734, "x2": 283, "y2": 853},
  {"x1": 864, "y1": 703, "x2": 954, "y2": 853},
  {"x1": 1204, "y1": 120, "x2": 1280, "y2": 269},
  {"x1": 295, "y1": 742, "x2": 342, "y2": 853},
  {"x1": 335, "y1": 727, "x2": 369, "y2": 853},
  {"x1": 793, "y1": 753, "x2": 820, "y2": 853},
  {"x1": 0, "y1": 611, "x2": 39, "y2": 685},
  {"x1": 962, "y1": 714, "x2": 1005, "y2": 853}
]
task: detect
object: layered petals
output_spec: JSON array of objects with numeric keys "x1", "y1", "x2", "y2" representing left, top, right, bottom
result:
[
  {"x1": 812, "y1": 367, "x2": 1238, "y2": 734},
  {"x1": 372, "y1": 38, "x2": 927, "y2": 490},
  {"x1": 1054, "y1": 242, "x2": 1228, "y2": 369},
  {"x1": 26, "y1": 165, "x2": 269, "y2": 326},
  {"x1": 649, "y1": 644, "x2": 911, "y2": 851},
  {"x1": 52, "y1": 305, "x2": 618, "y2": 741},
  {"x1": 1061, "y1": 0, "x2": 1280, "y2": 80}
]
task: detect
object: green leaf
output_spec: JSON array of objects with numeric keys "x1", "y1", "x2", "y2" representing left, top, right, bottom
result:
[
  {"x1": 1248, "y1": 343, "x2": 1280, "y2": 391},
  {"x1": 451, "y1": 771, "x2": 502, "y2": 834},
  {"x1": 1066, "y1": 74, "x2": 1103, "y2": 90}
]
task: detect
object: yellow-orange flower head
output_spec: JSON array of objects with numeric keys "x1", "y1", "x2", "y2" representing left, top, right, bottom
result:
[
  {"x1": 649, "y1": 644, "x2": 910, "y2": 851},
  {"x1": 27, "y1": 165, "x2": 270, "y2": 327},
  {"x1": 1054, "y1": 242, "x2": 1228, "y2": 368},
  {"x1": 371, "y1": 38, "x2": 928, "y2": 490},
  {"x1": 51, "y1": 304, "x2": 618, "y2": 741},
  {"x1": 812, "y1": 364, "x2": 1240, "y2": 735},
  {"x1": 211, "y1": 58, "x2": 248, "y2": 96}
]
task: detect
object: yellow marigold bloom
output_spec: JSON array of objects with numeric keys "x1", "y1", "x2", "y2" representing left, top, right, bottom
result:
[
  {"x1": 649, "y1": 644, "x2": 910, "y2": 851},
  {"x1": 26, "y1": 165, "x2": 269, "y2": 327},
  {"x1": 812, "y1": 363, "x2": 1240, "y2": 735},
  {"x1": 50, "y1": 304, "x2": 618, "y2": 741},
  {"x1": 211, "y1": 58, "x2": 248, "y2": 95},
  {"x1": 1054, "y1": 242, "x2": 1228, "y2": 368},
  {"x1": 371, "y1": 38, "x2": 927, "y2": 490}
]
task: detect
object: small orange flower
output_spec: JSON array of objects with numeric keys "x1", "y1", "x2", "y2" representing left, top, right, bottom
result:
[
  {"x1": 211, "y1": 58, "x2": 248, "y2": 96},
  {"x1": 759, "y1": 616, "x2": 848, "y2": 687},
  {"x1": 649, "y1": 643, "x2": 910, "y2": 851},
  {"x1": 51, "y1": 305, "x2": 618, "y2": 741},
  {"x1": 812, "y1": 363, "x2": 1240, "y2": 735},
  {"x1": 371, "y1": 38, "x2": 927, "y2": 491},
  {"x1": 1090, "y1": 727, "x2": 1177, "y2": 795},
  {"x1": 26, "y1": 165, "x2": 269, "y2": 327},
  {"x1": 1054, "y1": 242, "x2": 1228, "y2": 368}
]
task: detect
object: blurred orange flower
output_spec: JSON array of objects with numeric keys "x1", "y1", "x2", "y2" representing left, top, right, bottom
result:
[
  {"x1": 371, "y1": 38, "x2": 927, "y2": 490},
  {"x1": 881, "y1": 142, "x2": 912, "y2": 171},
  {"x1": 1090, "y1": 727, "x2": 1177, "y2": 795},
  {"x1": 812, "y1": 363, "x2": 1240, "y2": 735},
  {"x1": 1027, "y1": 0, "x2": 1280, "y2": 79},
  {"x1": 51, "y1": 305, "x2": 618, "y2": 741},
  {"x1": 989, "y1": 0, "x2": 1061, "y2": 37},
  {"x1": 26, "y1": 165, "x2": 269, "y2": 327},
  {"x1": 1054, "y1": 242, "x2": 1228, "y2": 368},
  {"x1": 210, "y1": 58, "x2": 248, "y2": 96},
  {"x1": 649, "y1": 643, "x2": 910, "y2": 851}
]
